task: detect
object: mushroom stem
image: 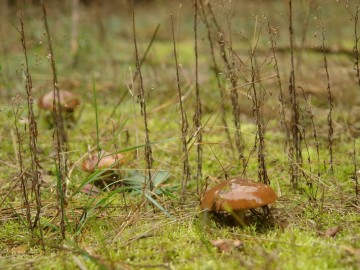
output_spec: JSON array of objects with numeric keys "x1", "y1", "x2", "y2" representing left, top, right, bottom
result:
[{"x1": 231, "y1": 210, "x2": 247, "y2": 226}]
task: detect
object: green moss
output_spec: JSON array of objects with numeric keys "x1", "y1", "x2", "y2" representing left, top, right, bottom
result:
[{"x1": 1, "y1": 1, "x2": 360, "y2": 269}]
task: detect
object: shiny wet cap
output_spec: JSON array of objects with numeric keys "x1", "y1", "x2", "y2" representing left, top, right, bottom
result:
[{"x1": 201, "y1": 178, "x2": 277, "y2": 212}]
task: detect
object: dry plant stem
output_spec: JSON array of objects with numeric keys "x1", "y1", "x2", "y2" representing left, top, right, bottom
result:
[
  {"x1": 288, "y1": 0, "x2": 302, "y2": 190},
  {"x1": 320, "y1": 19, "x2": 334, "y2": 174},
  {"x1": 193, "y1": 0, "x2": 202, "y2": 196},
  {"x1": 299, "y1": 104, "x2": 316, "y2": 201},
  {"x1": 199, "y1": 0, "x2": 234, "y2": 157},
  {"x1": 296, "y1": 0, "x2": 315, "y2": 73},
  {"x1": 354, "y1": 5, "x2": 360, "y2": 86},
  {"x1": 300, "y1": 87, "x2": 320, "y2": 183},
  {"x1": 42, "y1": 2, "x2": 68, "y2": 239},
  {"x1": 207, "y1": 2, "x2": 245, "y2": 169},
  {"x1": 19, "y1": 14, "x2": 44, "y2": 241},
  {"x1": 250, "y1": 55, "x2": 269, "y2": 185},
  {"x1": 134, "y1": 24, "x2": 160, "y2": 82},
  {"x1": 268, "y1": 22, "x2": 290, "y2": 149},
  {"x1": 131, "y1": 0, "x2": 154, "y2": 191},
  {"x1": 111, "y1": 24, "x2": 160, "y2": 119},
  {"x1": 353, "y1": 139, "x2": 359, "y2": 199},
  {"x1": 127, "y1": 67, "x2": 139, "y2": 161},
  {"x1": 352, "y1": 5, "x2": 360, "y2": 199},
  {"x1": 12, "y1": 99, "x2": 32, "y2": 230},
  {"x1": 171, "y1": 14, "x2": 190, "y2": 202}
]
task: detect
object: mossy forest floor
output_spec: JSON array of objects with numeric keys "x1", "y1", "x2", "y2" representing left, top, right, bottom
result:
[{"x1": 0, "y1": 1, "x2": 360, "y2": 269}]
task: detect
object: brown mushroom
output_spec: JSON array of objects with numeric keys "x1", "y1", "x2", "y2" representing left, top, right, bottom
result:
[
  {"x1": 38, "y1": 90, "x2": 80, "y2": 126},
  {"x1": 38, "y1": 90, "x2": 80, "y2": 113},
  {"x1": 81, "y1": 150, "x2": 126, "y2": 188},
  {"x1": 201, "y1": 177, "x2": 277, "y2": 224}
]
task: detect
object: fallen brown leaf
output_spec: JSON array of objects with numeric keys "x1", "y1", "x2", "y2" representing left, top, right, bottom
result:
[
  {"x1": 323, "y1": 226, "x2": 341, "y2": 237},
  {"x1": 210, "y1": 239, "x2": 244, "y2": 253},
  {"x1": 12, "y1": 245, "x2": 27, "y2": 255}
]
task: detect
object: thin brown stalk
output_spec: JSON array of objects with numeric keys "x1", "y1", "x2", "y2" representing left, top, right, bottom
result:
[
  {"x1": 296, "y1": 0, "x2": 315, "y2": 73},
  {"x1": 320, "y1": 17, "x2": 334, "y2": 174},
  {"x1": 19, "y1": 13, "x2": 44, "y2": 244},
  {"x1": 353, "y1": 4, "x2": 360, "y2": 86},
  {"x1": 193, "y1": 0, "x2": 202, "y2": 197},
  {"x1": 267, "y1": 22, "x2": 290, "y2": 150},
  {"x1": 12, "y1": 97, "x2": 32, "y2": 229},
  {"x1": 42, "y1": 2, "x2": 68, "y2": 239},
  {"x1": 288, "y1": 0, "x2": 302, "y2": 190},
  {"x1": 207, "y1": 2, "x2": 246, "y2": 171},
  {"x1": 250, "y1": 57, "x2": 269, "y2": 185},
  {"x1": 300, "y1": 87, "x2": 320, "y2": 178},
  {"x1": 171, "y1": 14, "x2": 190, "y2": 202},
  {"x1": 111, "y1": 24, "x2": 160, "y2": 119},
  {"x1": 352, "y1": 139, "x2": 359, "y2": 199},
  {"x1": 199, "y1": 0, "x2": 234, "y2": 159},
  {"x1": 131, "y1": 0, "x2": 154, "y2": 191}
]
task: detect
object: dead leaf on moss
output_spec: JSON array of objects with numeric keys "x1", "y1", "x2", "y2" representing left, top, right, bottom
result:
[
  {"x1": 324, "y1": 226, "x2": 341, "y2": 237},
  {"x1": 12, "y1": 245, "x2": 27, "y2": 254},
  {"x1": 210, "y1": 239, "x2": 244, "y2": 253}
]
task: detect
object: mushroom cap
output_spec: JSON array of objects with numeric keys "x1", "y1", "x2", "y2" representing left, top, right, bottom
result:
[
  {"x1": 81, "y1": 151, "x2": 126, "y2": 172},
  {"x1": 201, "y1": 178, "x2": 277, "y2": 212},
  {"x1": 38, "y1": 90, "x2": 80, "y2": 112}
]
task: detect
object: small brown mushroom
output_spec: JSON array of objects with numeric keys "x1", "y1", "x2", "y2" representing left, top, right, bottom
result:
[
  {"x1": 82, "y1": 150, "x2": 126, "y2": 172},
  {"x1": 38, "y1": 90, "x2": 80, "y2": 126},
  {"x1": 38, "y1": 90, "x2": 80, "y2": 113},
  {"x1": 201, "y1": 178, "x2": 277, "y2": 224},
  {"x1": 81, "y1": 150, "x2": 126, "y2": 188}
]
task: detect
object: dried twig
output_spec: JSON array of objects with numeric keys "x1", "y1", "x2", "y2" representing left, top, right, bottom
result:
[
  {"x1": 19, "y1": 13, "x2": 44, "y2": 245},
  {"x1": 199, "y1": 0, "x2": 234, "y2": 158},
  {"x1": 193, "y1": 0, "x2": 202, "y2": 197},
  {"x1": 320, "y1": 16, "x2": 334, "y2": 174},
  {"x1": 171, "y1": 14, "x2": 190, "y2": 202},
  {"x1": 42, "y1": 2, "x2": 68, "y2": 239},
  {"x1": 131, "y1": 0, "x2": 154, "y2": 191},
  {"x1": 288, "y1": 0, "x2": 302, "y2": 190}
]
